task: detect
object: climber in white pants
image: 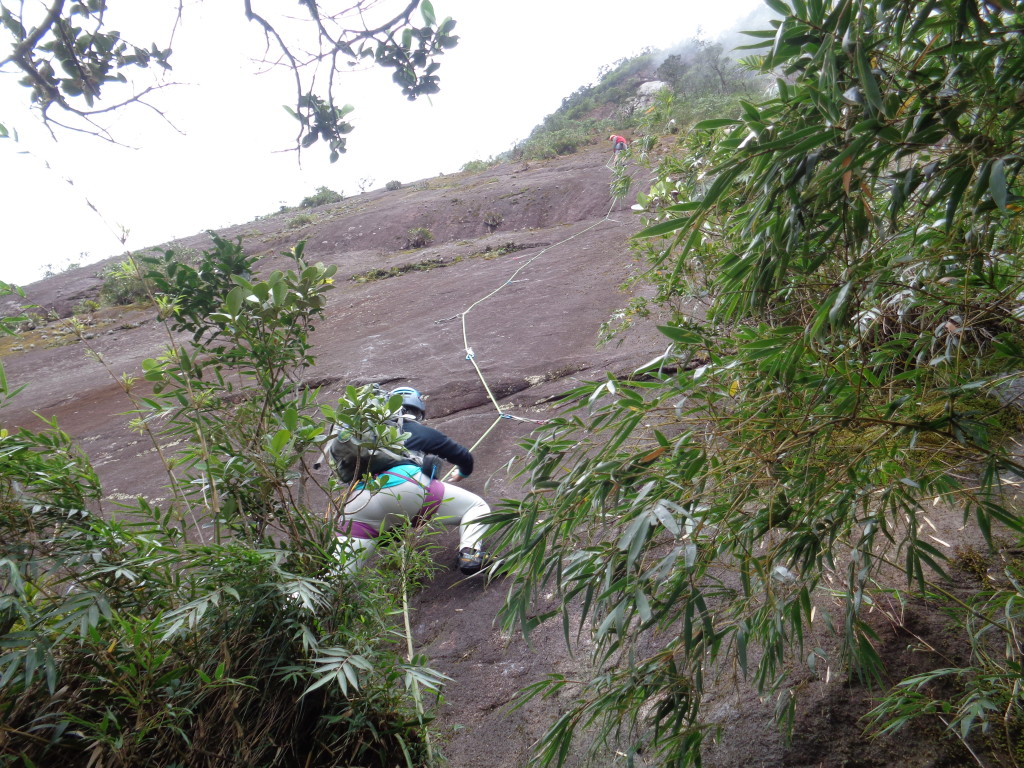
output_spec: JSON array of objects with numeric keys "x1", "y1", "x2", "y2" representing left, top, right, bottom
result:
[{"x1": 330, "y1": 387, "x2": 490, "y2": 575}]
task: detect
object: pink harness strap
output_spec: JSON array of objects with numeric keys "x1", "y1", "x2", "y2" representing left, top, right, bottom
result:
[
  {"x1": 337, "y1": 519, "x2": 380, "y2": 540},
  {"x1": 414, "y1": 477, "x2": 446, "y2": 525}
]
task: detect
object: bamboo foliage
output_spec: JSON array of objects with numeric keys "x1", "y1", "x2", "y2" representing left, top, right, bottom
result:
[{"x1": 491, "y1": 1, "x2": 1024, "y2": 765}]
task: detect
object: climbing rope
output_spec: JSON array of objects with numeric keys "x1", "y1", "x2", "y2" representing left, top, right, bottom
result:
[{"x1": 444, "y1": 164, "x2": 640, "y2": 457}]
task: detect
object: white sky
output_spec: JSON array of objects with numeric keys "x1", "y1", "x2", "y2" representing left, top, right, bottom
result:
[{"x1": 0, "y1": 0, "x2": 765, "y2": 286}]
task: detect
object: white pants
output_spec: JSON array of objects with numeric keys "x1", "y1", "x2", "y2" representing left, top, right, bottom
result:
[{"x1": 336, "y1": 471, "x2": 489, "y2": 571}]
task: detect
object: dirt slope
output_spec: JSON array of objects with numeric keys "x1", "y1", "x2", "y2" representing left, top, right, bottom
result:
[{"x1": 0, "y1": 142, "x2": 988, "y2": 767}]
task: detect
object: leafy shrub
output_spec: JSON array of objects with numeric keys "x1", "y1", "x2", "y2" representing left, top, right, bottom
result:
[
  {"x1": 483, "y1": 211, "x2": 503, "y2": 230},
  {"x1": 479, "y1": 242, "x2": 526, "y2": 258},
  {"x1": 460, "y1": 158, "x2": 497, "y2": 173},
  {"x1": 385, "y1": 179, "x2": 402, "y2": 191},
  {"x1": 141, "y1": 234, "x2": 257, "y2": 342},
  {"x1": 510, "y1": 122, "x2": 607, "y2": 163},
  {"x1": 550, "y1": 129, "x2": 591, "y2": 156},
  {"x1": 97, "y1": 257, "x2": 152, "y2": 306},
  {"x1": 352, "y1": 255, "x2": 448, "y2": 282},
  {"x1": 0, "y1": 259, "x2": 445, "y2": 768},
  {"x1": 300, "y1": 186, "x2": 343, "y2": 208},
  {"x1": 97, "y1": 245, "x2": 207, "y2": 309},
  {"x1": 405, "y1": 228, "x2": 433, "y2": 249},
  {"x1": 16, "y1": 311, "x2": 44, "y2": 331},
  {"x1": 562, "y1": 96, "x2": 596, "y2": 121},
  {"x1": 73, "y1": 299, "x2": 101, "y2": 314},
  {"x1": 288, "y1": 214, "x2": 315, "y2": 229}
]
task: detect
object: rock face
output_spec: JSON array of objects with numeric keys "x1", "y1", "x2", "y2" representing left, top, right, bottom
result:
[
  {"x1": 634, "y1": 79, "x2": 671, "y2": 112},
  {"x1": 0, "y1": 141, "x2": 990, "y2": 767},
  {"x1": 1, "y1": 140, "x2": 669, "y2": 766},
  {"x1": 2, "y1": 143, "x2": 659, "y2": 503}
]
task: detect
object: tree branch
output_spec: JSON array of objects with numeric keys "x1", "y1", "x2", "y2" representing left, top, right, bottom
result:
[
  {"x1": 353, "y1": 0, "x2": 419, "y2": 39},
  {"x1": 2, "y1": 0, "x2": 65, "y2": 67},
  {"x1": 243, "y1": 0, "x2": 305, "y2": 151}
]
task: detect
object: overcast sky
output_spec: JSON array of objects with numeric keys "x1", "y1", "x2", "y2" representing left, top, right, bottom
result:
[{"x1": 0, "y1": 0, "x2": 766, "y2": 286}]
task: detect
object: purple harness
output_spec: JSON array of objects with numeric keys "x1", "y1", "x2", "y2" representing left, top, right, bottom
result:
[
  {"x1": 337, "y1": 473, "x2": 446, "y2": 540},
  {"x1": 412, "y1": 475, "x2": 446, "y2": 526},
  {"x1": 340, "y1": 520, "x2": 380, "y2": 540}
]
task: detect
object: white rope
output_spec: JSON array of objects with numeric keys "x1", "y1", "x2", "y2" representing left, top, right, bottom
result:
[{"x1": 446, "y1": 160, "x2": 641, "y2": 452}]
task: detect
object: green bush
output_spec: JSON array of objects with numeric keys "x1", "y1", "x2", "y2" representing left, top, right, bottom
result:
[
  {"x1": 405, "y1": 228, "x2": 433, "y2": 249},
  {"x1": 351, "y1": 255, "x2": 447, "y2": 282},
  {"x1": 562, "y1": 96, "x2": 596, "y2": 121},
  {"x1": 385, "y1": 179, "x2": 402, "y2": 191},
  {"x1": 288, "y1": 214, "x2": 315, "y2": 229},
  {"x1": 141, "y1": 234, "x2": 257, "y2": 342},
  {"x1": 507, "y1": 119, "x2": 611, "y2": 164},
  {"x1": 97, "y1": 245, "x2": 209, "y2": 309},
  {"x1": 460, "y1": 158, "x2": 497, "y2": 173},
  {"x1": 97, "y1": 257, "x2": 152, "y2": 306},
  {"x1": 73, "y1": 299, "x2": 101, "y2": 314},
  {"x1": 0, "y1": 258, "x2": 445, "y2": 768},
  {"x1": 300, "y1": 186, "x2": 343, "y2": 208}
]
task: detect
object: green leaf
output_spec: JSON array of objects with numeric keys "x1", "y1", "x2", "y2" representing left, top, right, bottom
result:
[
  {"x1": 270, "y1": 429, "x2": 291, "y2": 455},
  {"x1": 739, "y1": 100, "x2": 762, "y2": 122},
  {"x1": 271, "y1": 278, "x2": 288, "y2": 307},
  {"x1": 421, "y1": 0, "x2": 435, "y2": 26},
  {"x1": 789, "y1": 128, "x2": 836, "y2": 154},
  {"x1": 827, "y1": 280, "x2": 854, "y2": 325},
  {"x1": 225, "y1": 286, "x2": 245, "y2": 315},
  {"x1": 989, "y1": 158, "x2": 1008, "y2": 210},
  {"x1": 694, "y1": 118, "x2": 743, "y2": 131},
  {"x1": 854, "y1": 45, "x2": 884, "y2": 115},
  {"x1": 635, "y1": 588, "x2": 652, "y2": 623},
  {"x1": 635, "y1": 215, "x2": 691, "y2": 238},
  {"x1": 763, "y1": 0, "x2": 791, "y2": 15},
  {"x1": 283, "y1": 406, "x2": 299, "y2": 431},
  {"x1": 652, "y1": 500, "x2": 682, "y2": 536},
  {"x1": 657, "y1": 325, "x2": 704, "y2": 345}
]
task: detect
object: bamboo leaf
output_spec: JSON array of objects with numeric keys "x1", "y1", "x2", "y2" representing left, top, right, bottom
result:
[{"x1": 989, "y1": 158, "x2": 1008, "y2": 210}]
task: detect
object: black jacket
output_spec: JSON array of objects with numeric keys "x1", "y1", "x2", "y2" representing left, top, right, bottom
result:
[{"x1": 403, "y1": 420, "x2": 474, "y2": 477}]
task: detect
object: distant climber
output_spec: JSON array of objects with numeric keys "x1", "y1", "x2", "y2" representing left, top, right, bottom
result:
[
  {"x1": 326, "y1": 386, "x2": 491, "y2": 576},
  {"x1": 609, "y1": 133, "x2": 628, "y2": 157}
]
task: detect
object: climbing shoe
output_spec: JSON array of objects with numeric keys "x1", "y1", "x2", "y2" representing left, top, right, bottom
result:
[{"x1": 457, "y1": 547, "x2": 487, "y2": 575}]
